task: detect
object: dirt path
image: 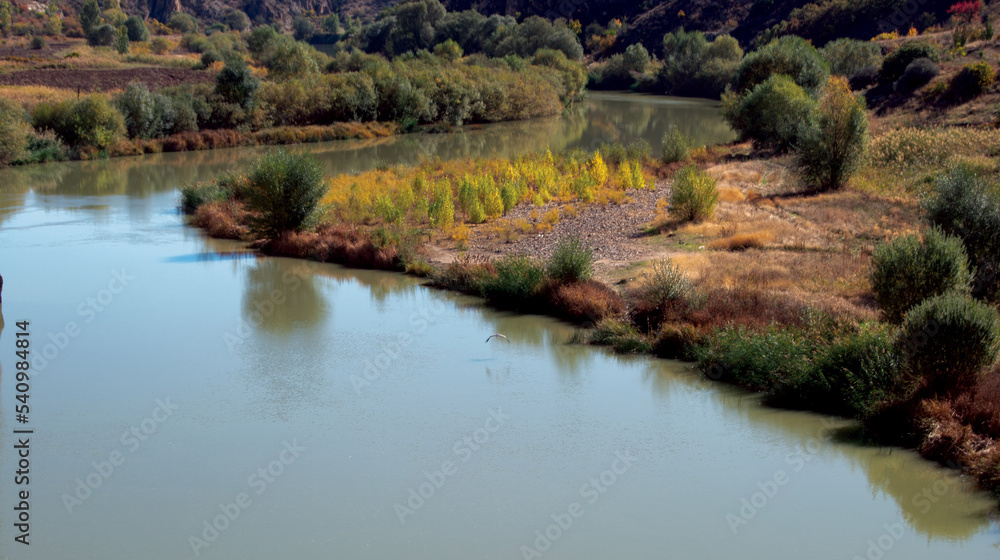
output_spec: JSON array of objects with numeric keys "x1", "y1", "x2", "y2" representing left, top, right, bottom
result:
[{"x1": 0, "y1": 67, "x2": 215, "y2": 92}]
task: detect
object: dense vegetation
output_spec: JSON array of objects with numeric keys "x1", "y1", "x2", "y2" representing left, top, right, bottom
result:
[{"x1": 0, "y1": 0, "x2": 586, "y2": 165}]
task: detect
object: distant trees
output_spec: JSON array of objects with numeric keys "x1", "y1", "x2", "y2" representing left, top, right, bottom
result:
[
  {"x1": 225, "y1": 10, "x2": 250, "y2": 32},
  {"x1": 732, "y1": 35, "x2": 828, "y2": 95},
  {"x1": 659, "y1": 29, "x2": 743, "y2": 97},
  {"x1": 360, "y1": 1, "x2": 583, "y2": 61},
  {"x1": 79, "y1": 0, "x2": 100, "y2": 35}
]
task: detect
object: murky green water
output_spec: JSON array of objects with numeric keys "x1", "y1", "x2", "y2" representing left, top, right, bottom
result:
[{"x1": 0, "y1": 93, "x2": 996, "y2": 560}]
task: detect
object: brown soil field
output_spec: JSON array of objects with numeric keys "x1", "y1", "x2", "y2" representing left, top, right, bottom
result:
[{"x1": 0, "y1": 67, "x2": 215, "y2": 92}]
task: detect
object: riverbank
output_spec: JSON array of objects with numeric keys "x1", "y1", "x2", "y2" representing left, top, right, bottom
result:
[{"x1": 179, "y1": 130, "x2": 1000, "y2": 505}]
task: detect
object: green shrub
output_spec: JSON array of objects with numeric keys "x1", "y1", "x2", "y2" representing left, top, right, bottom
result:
[
  {"x1": 951, "y1": 61, "x2": 995, "y2": 99},
  {"x1": 900, "y1": 292, "x2": 1000, "y2": 395},
  {"x1": 589, "y1": 319, "x2": 652, "y2": 354},
  {"x1": 225, "y1": 10, "x2": 251, "y2": 32},
  {"x1": 32, "y1": 95, "x2": 125, "y2": 151},
  {"x1": 167, "y1": 12, "x2": 198, "y2": 34},
  {"x1": 115, "y1": 25, "x2": 130, "y2": 54},
  {"x1": 433, "y1": 39, "x2": 463, "y2": 61},
  {"x1": 821, "y1": 38, "x2": 882, "y2": 78},
  {"x1": 669, "y1": 165, "x2": 718, "y2": 222},
  {"x1": 0, "y1": 97, "x2": 30, "y2": 166},
  {"x1": 879, "y1": 41, "x2": 940, "y2": 83},
  {"x1": 589, "y1": 43, "x2": 650, "y2": 90},
  {"x1": 30, "y1": 35, "x2": 45, "y2": 49},
  {"x1": 731, "y1": 35, "x2": 829, "y2": 95},
  {"x1": 243, "y1": 150, "x2": 326, "y2": 239},
  {"x1": 151, "y1": 37, "x2": 171, "y2": 54},
  {"x1": 179, "y1": 181, "x2": 231, "y2": 213},
  {"x1": 795, "y1": 76, "x2": 868, "y2": 191},
  {"x1": 88, "y1": 23, "x2": 117, "y2": 47},
  {"x1": 215, "y1": 59, "x2": 260, "y2": 110},
  {"x1": 638, "y1": 257, "x2": 693, "y2": 308},
  {"x1": 694, "y1": 325, "x2": 815, "y2": 392},
  {"x1": 870, "y1": 227, "x2": 973, "y2": 323},
  {"x1": 116, "y1": 82, "x2": 176, "y2": 139},
  {"x1": 547, "y1": 236, "x2": 594, "y2": 283},
  {"x1": 769, "y1": 323, "x2": 901, "y2": 418},
  {"x1": 124, "y1": 16, "x2": 149, "y2": 42},
  {"x1": 926, "y1": 165, "x2": 1000, "y2": 301},
  {"x1": 896, "y1": 58, "x2": 939, "y2": 92},
  {"x1": 661, "y1": 125, "x2": 692, "y2": 164},
  {"x1": 477, "y1": 253, "x2": 545, "y2": 308},
  {"x1": 725, "y1": 74, "x2": 817, "y2": 151}
]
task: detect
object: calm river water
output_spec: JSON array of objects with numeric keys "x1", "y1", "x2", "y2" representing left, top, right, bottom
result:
[{"x1": 0, "y1": 93, "x2": 996, "y2": 560}]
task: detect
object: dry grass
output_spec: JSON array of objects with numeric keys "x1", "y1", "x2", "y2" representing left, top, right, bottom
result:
[
  {"x1": 668, "y1": 248, "x2": 872, "y2": 298},
  {"x1": 0, "y1": 85, "x2": 81, "y2": 110},
  {"x1": 193, "y1": 201, "x2": 247, "y2": 240},
  {"x1": 261, "y1": 224, "x2": 401, "y2": 271},
  {"x1": 707, "y1": 232, "x2": 774, "y2": 251},
  {"x1": 717, "y1": 186, "x2": 746, "y2": 203},
  {"x1": 546, "y1": 280, "x2": 625, "y2": 324}
]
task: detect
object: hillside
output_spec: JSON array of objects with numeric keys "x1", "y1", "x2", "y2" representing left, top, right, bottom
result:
[{"x1": 89, "y1": 0, "x2": 956, "y2": 49}]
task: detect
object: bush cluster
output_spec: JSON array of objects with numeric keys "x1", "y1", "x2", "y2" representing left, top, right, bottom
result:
[
  {"x1": 950, "y1": 61, "x2": 995, "y2": 99},
  {"x1": 900, "y1": 293, "x2": 1000, "y2": 396},
  {"x1": 926, "y1": 165, "x2": 1000, "y2": 301},
  {"x1": 32, "y1": 95, "x2": 125, "y2": 152},
  {"x1": 821, "y1": 38, "x2": 883, "y2": 78},
  {"x1": 658, "y1": 30, "x2": 743, "y2": 98},
  {"x1": 879, "y1": 41, "x2": 940, "y2": 83},
  {"x1": 870, "y1": 227, "x2": 973, "y2": 323},
  {"x1": 731, "y1": 35, "x2": 829, "y2": 95}
]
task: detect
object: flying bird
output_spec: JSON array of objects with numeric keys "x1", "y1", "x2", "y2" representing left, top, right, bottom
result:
[{"x1": 485, "y1": 333, "x2": 510, "y2": 343}]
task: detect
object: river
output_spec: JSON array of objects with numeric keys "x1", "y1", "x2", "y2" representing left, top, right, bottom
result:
[{"x1": 0, "y1": 92, "x2": 996, "y2": 560}]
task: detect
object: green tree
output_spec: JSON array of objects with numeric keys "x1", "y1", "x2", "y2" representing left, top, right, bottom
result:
[
  {"x1": 732, "y1": 35, "x2": 829, "y2": 95},
  {"x1": 433, "y1": 38, "x2": 462, "y2": 61},
  {"x1": 124, "y1": 16, "x2": 149, "y2": 42},
  {"x1": 115, "y1": 25, "x2": 129, "y2": 54},
  {"x1": 80, "y1": 0, "x2": 101, "y2": 35},
  {"x1": 725, "y1": 74, "x2": 817, "y2": 151},
  {"x1": 795, "y1": 76, "x2": 868, "y2": 191},
  {"x1": 214, "y1": 58, "x2": 261, "y2": 109},
  {"x1": 225, "y1": 10, "x2": 250, "y2": 32},
  {"x1": 244, "y1": 150, "x2": 327, "y2": 239},
  {"x1": 0, "y1": 2, "x2": 10, "y2": 36},
  {"x1": 661, "y1": 28, "x2": 708, "y2": 83},
  {"x1": 88, "y1": 23, "x2": 117, "y2": 46},
  {"x1": 167, "y1": 12, "x2": 197, "y2": 34},
  {"x1": 0, "y1": 97, "x2": 30, "y2": 165},
  {"x1": 321, "y1": 13, "x2": 340, "y2": 35},
  {"x1": 901, "y1": 292, "x2": 1000, "y2": 395},
  {"x1": 292, "y1": 15, "x2": 315, "y2": 41},
  {"x1": 870, "y1": 227, "x2": 973, "y2": 323}
]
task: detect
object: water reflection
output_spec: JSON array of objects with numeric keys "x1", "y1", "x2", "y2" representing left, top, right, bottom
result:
[{"x1": 240, "y1": 257, "x2": 329, "y2": 335}]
